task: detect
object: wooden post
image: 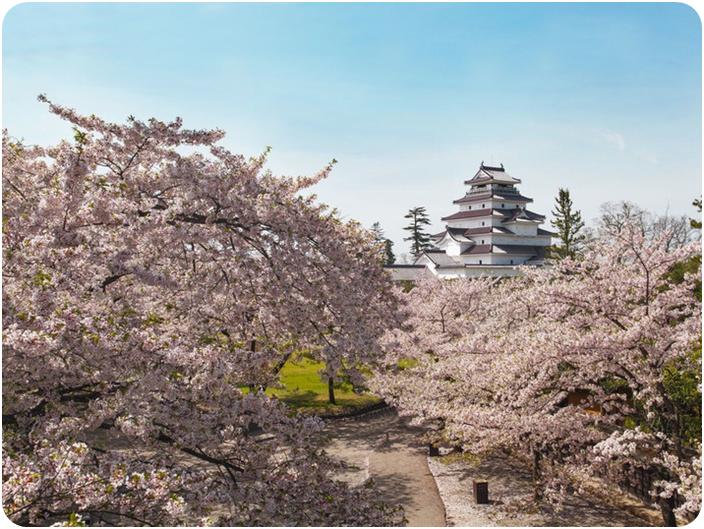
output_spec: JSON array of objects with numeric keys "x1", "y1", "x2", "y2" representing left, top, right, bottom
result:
[{"x1": 473, "y1": 480, "x2": 489, "y2": 504}]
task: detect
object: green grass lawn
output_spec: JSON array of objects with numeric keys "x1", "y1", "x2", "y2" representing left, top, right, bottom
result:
[{"x1": 266, "y1": 355, "x2": 381, "y2": 416}]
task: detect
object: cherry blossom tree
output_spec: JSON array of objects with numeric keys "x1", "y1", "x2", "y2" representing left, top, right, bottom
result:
[
  {"x1": 373, "y1": 224, "x2": 701, "y2": 525},
  {"x1": 2, "y1": 98, "x2": 404, "y2": 526},
  {"x1": 595, "y1": 200, "x2": 698, "y2": 251},
  {"x1": 536, "y1": 225, "x2": 701, "y2": 526},
  {"x1": 372, "y1": 274, "x2": 611, "y2": 506}
]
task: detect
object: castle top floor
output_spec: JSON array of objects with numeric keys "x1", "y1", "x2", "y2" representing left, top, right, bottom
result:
[
  {"x1": 452, "y1": 163, "x2": 534, "y2": 211},
  {"x1": 465, "y1": 163, "x2": 520, "y2": 187}
]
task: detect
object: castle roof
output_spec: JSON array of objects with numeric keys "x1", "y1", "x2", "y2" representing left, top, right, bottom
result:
[
  {"x1": 416, "y1": 243, "x2": 547, "y2": 265},
  {"x1": 460, "y1": 244, "x2": 492, "y2": 255},
  {"x1": 493, "y1": 245, "x2": 547, "y2": 257},
  {"x1": 464, "y1": 163, "x2": 521, "y2": 186},
  {"x1": 441, "y1": 208, "x2": 500, "y2": 222},
  {"x1": 432, "y1": 226, "x2": 555, "y2": 240},
  {"x1": 440, "y1": 227, "x2": 473, "y2": 243},
  {"x1": 453, "y1": 191, "x2": 533, "y2": 205},
  {"x1": 500, "y1": 208, "x2": 545, "y2": 224},
  {"x1": 422, "y1": 249, "x2": 465, "y2": 268},
  {"x1": 441, "y1": 207, "x2": 545, "y2": 223}
]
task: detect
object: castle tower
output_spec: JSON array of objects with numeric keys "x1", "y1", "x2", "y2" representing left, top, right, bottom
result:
[{"x1": 414, "y1": 162, "x2": 553, "y2": 278}]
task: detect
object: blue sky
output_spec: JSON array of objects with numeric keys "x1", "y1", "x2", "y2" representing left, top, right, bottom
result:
[{"x1": 3, "y1": 2, "x2": 702, "y2": 258}]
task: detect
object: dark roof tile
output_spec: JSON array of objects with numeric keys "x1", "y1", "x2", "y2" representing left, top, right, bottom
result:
[
  {"x1": 442, "y1": 209, "x2": 501, "y2": 221},
  {"x1": 461, "y1": 244, "x2": 492, "y2": 255},
  {"x1": 500, "y1": 208, "x2": 546, "y2": 223}
]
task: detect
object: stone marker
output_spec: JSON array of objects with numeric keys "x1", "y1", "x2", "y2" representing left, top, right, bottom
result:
[{"x1": 473, "y1": 480, "x2": 489, "y2": 504}]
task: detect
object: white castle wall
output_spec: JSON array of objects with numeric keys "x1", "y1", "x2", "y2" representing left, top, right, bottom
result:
[{"x1": 508, "y1": 223, "x2": 538, "y2": 236}]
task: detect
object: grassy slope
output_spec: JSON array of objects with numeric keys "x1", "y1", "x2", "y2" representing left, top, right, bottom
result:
[{"x1": 267, "y1": 355, "x2": 380, "y2": 415}]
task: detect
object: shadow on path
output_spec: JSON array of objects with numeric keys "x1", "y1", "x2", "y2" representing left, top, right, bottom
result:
[
  {"x1": 429, "y1": 452, "x2": 653, "y2": 527},
  {"x1": 325, "y1": 410, "x2": 446, "y2": 527}
]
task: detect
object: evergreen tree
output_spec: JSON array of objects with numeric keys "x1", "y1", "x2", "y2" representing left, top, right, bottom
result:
[
  {"x1": 403, "y1": 206, "x2": 432, "y2": 255},
  {"x1": 384, "y1": 239, "x2": 396, "y2": 265},
  {"x1": 370, "y1": 221, "x2": 396, "y2": 265},
  {"x1": 370, "y1": 222, "x2": 385, "y2": 246},
  {"x1": 691, "y1": 197, "x2": 702, "y2": 229},
  {"x1": 549, "y1": 188, "x2": 585, "y2": 259}
]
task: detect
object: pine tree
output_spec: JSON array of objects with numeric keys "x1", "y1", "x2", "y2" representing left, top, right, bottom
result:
[
  {"x1": 691, "y1": 197, "x2": 702, "y2": 229},
  {"x1": 370, "y1": 221, "x2": 396, "y2": 265},
  {"x1": 403, "y1": 206, "x2": 432, "y2": 256},
  {"x1": 549, "y1": 188, "x2": 585, "y2": 260},
  {"x1": 384, "y1": 239, "x2": 396, "y2": 265}
]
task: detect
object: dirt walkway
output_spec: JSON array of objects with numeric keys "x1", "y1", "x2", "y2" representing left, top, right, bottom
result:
[
  {"x1": 324, "y1": 409, "x2": 446, "y2": 527},
  {"x1": 324, "y1": 409, "x2": 661, "y2": 528}
]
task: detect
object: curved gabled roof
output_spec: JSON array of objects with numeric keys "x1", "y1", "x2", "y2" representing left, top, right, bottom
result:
[
  {"x1": 464, "y1": 163, "x2": 521, "y2": 186},
  {"x1": 501, "y1": 208, "x2": 546, "y2": 224},
  {"x1": 440, "y1": 227, "x2": 473, "y2": 244}
]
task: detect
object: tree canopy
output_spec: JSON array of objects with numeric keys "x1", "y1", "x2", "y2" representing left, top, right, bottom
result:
[
  {"x1": 2, "y1": 98, "x2": 404, "y2": 526},
  {"x1": 372, "y1": 223, "x2": 702, "y2": 525}
]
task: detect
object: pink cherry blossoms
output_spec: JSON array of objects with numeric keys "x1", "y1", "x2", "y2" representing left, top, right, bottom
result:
[
  {"x1": 372, "y1": 225, "x2": 701, "y2": 526},
  {"x1": 2, "y1": 99, "x2": 404, "y2": 526}
]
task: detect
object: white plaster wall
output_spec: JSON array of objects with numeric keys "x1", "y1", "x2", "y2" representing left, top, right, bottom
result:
[
  {"x1": 434, "y1": 266, "x2": 524, "y2": 279},
  {"x1": 490, "y1": 200, "x2": 523, "y2": 210},
  {"x1": 444, "y1": 241, "x2": 463, "y2": 257},
  {"x1": 491, "y1": 255, "x2": 530, "y2": 265},
  {"x1": 492, "y1": 234, "x2": 552, "y2": 246},
  {"x1": 508, "y1": 223, "x2": 538, "y2": 236},
  {"x1": 446, "y1": 219, "x2": 493, "y2": 230},
  {"x1": 459, "y1": 201, "x2": 523, "y2": 212},
  {"x1": 455, "y1": 254, "x2": 495, "y2": 266}
]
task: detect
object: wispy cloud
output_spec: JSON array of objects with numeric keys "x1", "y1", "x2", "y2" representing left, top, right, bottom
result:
[{"x1": 595, "y1": 129, "x2": 626, "y2": 150}]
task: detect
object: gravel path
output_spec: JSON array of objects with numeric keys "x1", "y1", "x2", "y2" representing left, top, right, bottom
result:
[
  {"x1": 325, "y1": 409, "x2": 660, "y2": 527},
  {"x1": 324, "y1": 409, "x2": 446, "y2": 527}
]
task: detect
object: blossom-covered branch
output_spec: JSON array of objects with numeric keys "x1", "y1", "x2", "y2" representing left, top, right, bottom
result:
[{"x1": 3, "y1": 99, "x2": 403, "y2": 526}]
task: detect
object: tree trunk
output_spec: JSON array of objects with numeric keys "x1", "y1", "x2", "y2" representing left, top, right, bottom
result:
[
  {"x1": 656, "y1": 465, "x2": 678, "y2": 526},
  {"x1": 659, "y1": 494, "x2": 677, "y2": 527},
  {"x1": 532, "y1": 448, "x2": 542, "y2": 503},
  {"x1": 328, "y1": 377, "x2": 336, "y2": 405},
  {"x1": 655, "y1": 464, "x2": 678, "y2": 527}
]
